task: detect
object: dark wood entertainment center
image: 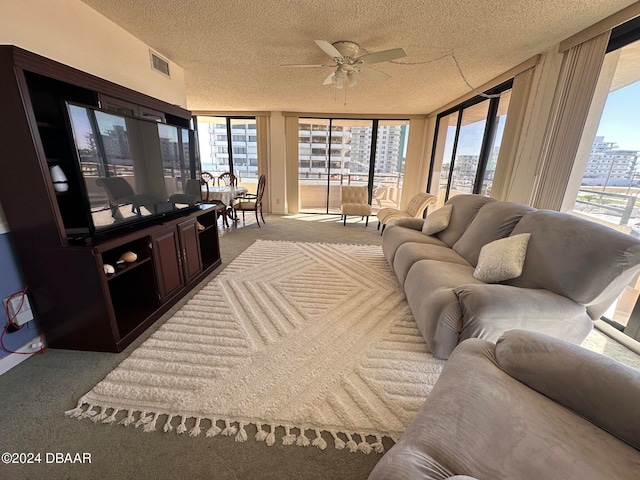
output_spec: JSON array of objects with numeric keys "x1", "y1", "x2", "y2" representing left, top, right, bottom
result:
[{"x1": 0, "y1": 46, "x2": 221, "y2": 352}]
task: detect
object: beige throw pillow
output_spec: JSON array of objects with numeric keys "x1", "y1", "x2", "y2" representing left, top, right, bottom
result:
[
  {"x1": 422, "y1": 204, "x2": 452, "y2": 235},
  {"x1": 473, "y1": 233, "x2": 531, "y2": 283}
]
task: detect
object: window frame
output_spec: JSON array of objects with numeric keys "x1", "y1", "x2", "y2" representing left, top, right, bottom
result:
[
  {"x1": 195, "y1": 115, "x2": 255, "y2": 176},
  {"x1": 427, "y1": 79, "x2": 513, "y2": 202}
]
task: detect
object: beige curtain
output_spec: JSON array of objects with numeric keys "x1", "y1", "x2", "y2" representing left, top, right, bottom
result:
[
  {"x1": 256, "y1": 115, "x2": 271, "y2": 212},
  {"x1": 399, "y1": 117, "x2": 429, "y2": 210},
  {"x1": 530, "y1": 31, "x2": 611, "y2": 210},
  {"x1": 491, "y1": 67, "x2": 536, "y2": 201}
]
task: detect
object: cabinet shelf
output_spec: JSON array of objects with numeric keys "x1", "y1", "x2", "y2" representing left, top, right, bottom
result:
[{"x1": 105, "y1": 256, "x2": 152, "y2": 281}]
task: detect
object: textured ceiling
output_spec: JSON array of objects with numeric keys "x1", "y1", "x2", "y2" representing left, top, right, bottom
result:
[{"x1": 80, "y1": 0, "x2": 636, "y2": 115}]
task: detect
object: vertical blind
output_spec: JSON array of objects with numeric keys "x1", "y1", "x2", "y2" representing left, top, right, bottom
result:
[{"x1": 530, "y1": 31, "x2": 611, "y2": 210}]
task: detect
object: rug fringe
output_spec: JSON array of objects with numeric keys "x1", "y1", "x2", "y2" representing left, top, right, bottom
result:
[{"x1": 66, "y1": 402, "x2": 393, "y2": 455}]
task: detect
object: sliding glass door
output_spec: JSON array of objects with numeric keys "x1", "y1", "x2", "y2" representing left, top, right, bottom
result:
[
  {"x1": 298, "y1": 118, "x2": 409, "y2": 214},
  {"x1": 372, "y1": 121, "x2": 409, "y2": 211}
]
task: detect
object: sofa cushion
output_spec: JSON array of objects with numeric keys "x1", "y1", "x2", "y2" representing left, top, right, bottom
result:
[
  {"x1": 454, "y1": 284, "x2": 592, "y2": 346},
  {"x1": 368, "y1": 337, "x2": 640, "y2": 480},
  {"x1": 395, "y1": 243, "x2": 471, "y2": 286},
  {"x1": 495, "y1": 329, "x2": 640, "y2": 451},
  {"x1": 435, "y1": 195, "x2": 496, "y2": 247},
  {"x1": 507, "y1": 210, "x2": 640, "y2": 319},
  {"x1": 382, "y1": 224, "x2": 448, "y2": 271},
  {"x1": 472, "y1": 233, "x2": 531, "y2": 283},
  {"x1": 395, "y1": 218, "x2": 426, "y2": 230},
  {"x1": 404, "y1": 260, "x2": 483, "y2": 358},
  {"x1": 422, "y1": 204, "x2": 452, "y2": 235},
  {"x1": 452, "y1": 201, "x2": 536, "y2": 265}
]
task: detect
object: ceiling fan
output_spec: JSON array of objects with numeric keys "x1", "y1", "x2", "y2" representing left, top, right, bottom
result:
[{"x1": 282, "y1": 40, "x2": 406, "y2": 88}]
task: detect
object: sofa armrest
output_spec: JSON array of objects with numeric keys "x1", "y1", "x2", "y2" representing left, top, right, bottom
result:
[
  {"x1": 453, "y1": 284, "x2": 593, "y2": 345},
  {"x1": 495, "y1": 329, "x2": 640, "y2": 450},
  {"x1": 395, "y1": 217, "x2": 425, "y2": 231}
]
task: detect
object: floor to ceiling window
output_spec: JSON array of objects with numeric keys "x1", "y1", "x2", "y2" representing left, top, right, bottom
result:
[
  {"x1": 428, "y1": 80, "x2": 513, "y2": 208},
  {"x1": 298, "y1": 118, "x2": 409, "y2": 214},
  {"x1": 565, "y1": 17, "x2": 640, "y2": 340},
  {"x1": 195, "y1": 116, "x2": 258, "y2": 188}
]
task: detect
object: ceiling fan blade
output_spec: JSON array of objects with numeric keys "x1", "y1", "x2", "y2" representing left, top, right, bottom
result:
[
  {"x1": 323, "y1": 71, "x2": 336, "y2": 85},
  {"x1": 281, "y1": 63, "x2": 333, "y2": 68},
  {"x1": 355, "y1": 68, "x2": 391, "y2": 82},
  {"x1": 357, "y1": 48, "x2": 406, "y2": 64},
  {"x1": 315, "y1": 40, "x2": 343, "y2": 59}
]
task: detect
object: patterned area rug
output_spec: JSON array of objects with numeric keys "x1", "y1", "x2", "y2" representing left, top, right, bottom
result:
[{"x1": 66, "y1": 240, "x2": 445, "y2": 454}]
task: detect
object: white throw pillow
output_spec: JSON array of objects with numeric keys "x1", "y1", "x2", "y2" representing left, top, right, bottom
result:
[
  {"x1": 422, "y1": 204, "x2": 452, "y2": 235},
  {"x1": 473, "y1": 233, "x2": 531, "y2": 283}
]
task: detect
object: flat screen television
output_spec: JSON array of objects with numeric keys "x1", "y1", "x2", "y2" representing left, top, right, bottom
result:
[{"x1": 64, "y1": 102, "x2": 202, "y2": 238}]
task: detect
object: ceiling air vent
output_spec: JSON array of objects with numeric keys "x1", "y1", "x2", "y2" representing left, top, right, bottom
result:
[{"x1": 150, "y1": 50, "x2": 170, "y2": 78}]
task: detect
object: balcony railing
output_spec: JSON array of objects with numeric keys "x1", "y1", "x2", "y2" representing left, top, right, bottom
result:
[{"x1": 574, "y1": 188, "x2": 637, "y2": 226}]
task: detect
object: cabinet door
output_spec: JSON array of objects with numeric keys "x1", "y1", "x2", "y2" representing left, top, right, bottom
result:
[
  {"x1": 178, "y1": 218, "x2": 203, "y2": 284},
  {"x1": 151, "y1": 227, "x2": 184, "y2": 302}
]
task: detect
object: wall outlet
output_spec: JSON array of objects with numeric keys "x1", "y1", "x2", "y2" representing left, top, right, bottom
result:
[{"x1": 3, "y1": 294, "x2": 34, "y2": 326}]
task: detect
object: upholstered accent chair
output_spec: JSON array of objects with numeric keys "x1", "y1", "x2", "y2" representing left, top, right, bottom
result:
[
  {"x1": 377, "y1": 192, "x2": 437, "y2": 233},
  {"x1": 340, "y1": 185, "x2": 372, "y2": 226}
]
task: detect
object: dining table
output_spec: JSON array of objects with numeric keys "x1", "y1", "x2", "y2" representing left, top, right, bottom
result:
[
  {"x1": 205, "y1": 185, "x2": 248, "y2": 223},
  {"x1": 207, "y1": 185, "x2": 248, "y2": 206}
]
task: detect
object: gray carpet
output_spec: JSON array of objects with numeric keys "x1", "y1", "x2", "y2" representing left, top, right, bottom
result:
[
  {"x1": 0, "y1": 214, "x2": 387, "y2": 480},
  {"x1": 2, "y1": 213, "x2": 639, "y2": 480}
]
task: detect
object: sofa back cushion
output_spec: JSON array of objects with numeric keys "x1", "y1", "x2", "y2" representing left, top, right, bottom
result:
[
  {"x1": 495, "y1": 329, "x2": 640, "y2": 451},
  {"x1": 436, "y1": 194, "x2": 496, "y2": 247},
  {"x1": 507, "y1": 210, "x2": 640, "y2": 318},
  {"x1": 452, "y1": 201, "x2": 536, "y2": 265}
]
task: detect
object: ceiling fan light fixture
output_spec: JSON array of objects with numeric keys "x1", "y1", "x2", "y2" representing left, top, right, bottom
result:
[
  {"x1": 332, "y1": 69, "x2": 344, "y2": 87},
  {"x1": 286, "y1": 40, "x2": 406, "y2": 90}
]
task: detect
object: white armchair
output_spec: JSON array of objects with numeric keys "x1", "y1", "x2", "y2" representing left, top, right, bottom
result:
[{"x1": 376, "y1": 192, "x2": 436, "y2": 233}]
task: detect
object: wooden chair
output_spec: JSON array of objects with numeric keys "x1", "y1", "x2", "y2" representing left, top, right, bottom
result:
[
  {"x1": 234, "y1": 174, "x2": 266, "y2": 227},
  {"x1": 200, "y1": 171, "x2": 228, "y2": 228},
  {"x1": 217, "y1": 171, "x2": 237, "y2": 186}
]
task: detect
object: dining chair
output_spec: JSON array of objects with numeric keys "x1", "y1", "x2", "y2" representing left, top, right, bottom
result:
[
  {"x1": 217, "y1": 171, "x2": 237, "y2": 186},
  {"x1": 199, "y1": 171, "x2": 228, "y2": 228},
  {"x1": 234, "y1": 174, "x2": 266, "y2": 227}
]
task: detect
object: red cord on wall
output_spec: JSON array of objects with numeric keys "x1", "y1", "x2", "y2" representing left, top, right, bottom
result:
[{"x1": 1, "y1": 287, "x2": 44, "y2": 355}]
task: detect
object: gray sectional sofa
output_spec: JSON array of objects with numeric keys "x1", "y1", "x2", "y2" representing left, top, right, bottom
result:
[
  {"x1": 368, "y1": 329, "x2": 640, "y2": 480},
  {"x1": 382, "y1": 194, "x2": 640, "y2": 359}
]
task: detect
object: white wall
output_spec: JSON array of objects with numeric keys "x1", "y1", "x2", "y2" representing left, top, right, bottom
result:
[
  {"x1": 0, "y1": 0, "x2": 189, "y2": 232},
  {"x1": 0, "y1": 0, "x2": 187, "y2": 107}
]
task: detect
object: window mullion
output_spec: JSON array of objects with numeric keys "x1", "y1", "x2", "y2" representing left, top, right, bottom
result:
[
  {"x1": 473, "y1": 97, "x2": 500, "y2": 194},
  {"x1": 368, "y1": 119, "x2": 378, "y2": 204},
  {"x1": 226, "y1": 118, "x2": 234, "y2": 175},
  {"x1": 445, "y1": 111, "x2": 463, "y2": 201}
]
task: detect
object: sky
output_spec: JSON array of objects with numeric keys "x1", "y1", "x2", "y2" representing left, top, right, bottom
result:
[{"x1": 596, "y1": 81, "x2": 640, "y2": 151}]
